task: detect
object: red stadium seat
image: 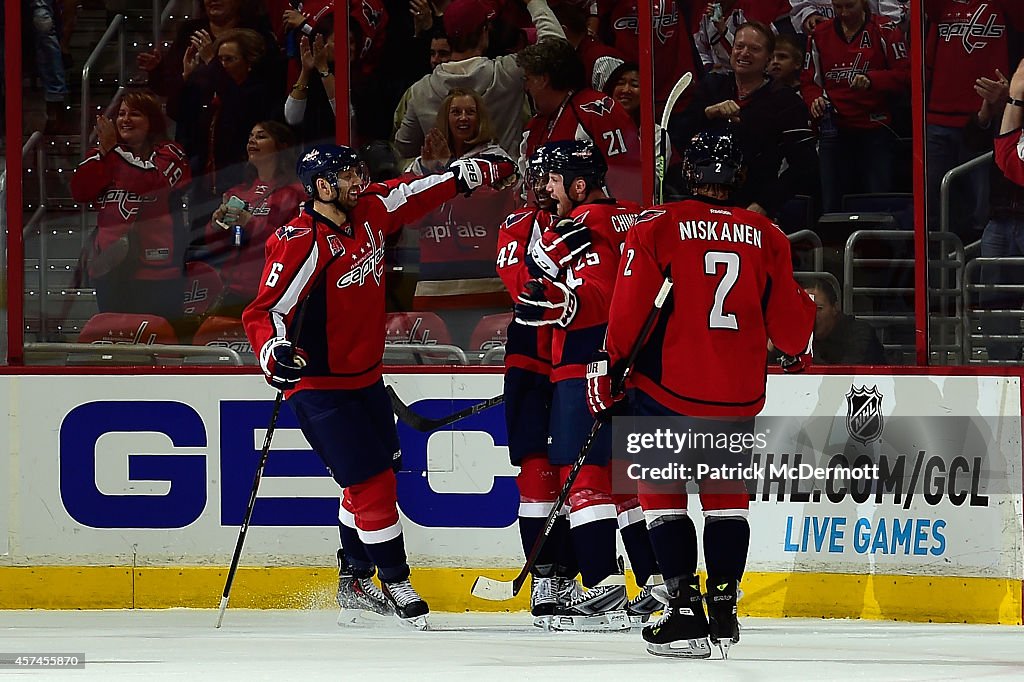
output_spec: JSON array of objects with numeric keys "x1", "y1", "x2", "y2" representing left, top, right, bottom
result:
[
  {"x1": 183, "y1": 261, "x2": 224, "y2": 318},
  {"x1": 78, "y1": 312, "x2": 179, "y2": 345},
  {"x1": 193, "y1": 316, "x2": 253, "y2": 357},
  {"x1": 385, "y1": 312, "x2": 453, "y2": 345},
  {"x1": 469, "y1": 312, "x2": 512, "y2": 352}
]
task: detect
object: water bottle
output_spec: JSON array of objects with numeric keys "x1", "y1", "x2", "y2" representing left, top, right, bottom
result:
[
  {"x1": 819, "y1": 101, "x2": 839, "y2": 140},
  {"x1": 223, "y1": 195, "x2": 247, "y2": 247}
]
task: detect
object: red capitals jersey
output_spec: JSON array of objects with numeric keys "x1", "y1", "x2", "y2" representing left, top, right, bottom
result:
[
  {"x1": 551, "y1": 198, "x2": 641, "y2": 382},
  {"x1": 70, "y1": 142, "x2": 191, "y2": 281},
  {"x1": 522, "y1": 89, "x2": 642, "y2": 205},
  {"x1": 995, "y1": 129, "x2": 1024, "y2": 188},
  {"x1": 242, "y1": 173, "x2": 461, "y2": 393},
  {"x1": 205, "y1": 177, "x2": 305, "y2": 301},
  {"x1": 802, "y1": 14, "x2": 910, "y2": 130},
  {"x1": 606, "y1": 200, "x2": 814, "y2": 417},
  {"x1": 414, "y1": 184, "x2": 520, "y2": 279},
  {"x1": 496, "y1": 207, "x2": 556, "y2": 374},
  {"x1": 596, "y1": 0, "x2": 700, "y2": 112},
  {"x1": 924, "y1": 0, "x2": 1024, "y2": 127}
]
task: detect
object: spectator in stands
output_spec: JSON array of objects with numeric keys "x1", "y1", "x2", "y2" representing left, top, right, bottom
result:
[
  {"x1": 791, "y1": 0, "x2": 907, "y2": 35},
  {"x1": 974, "y1": 58, "x2": 1024, "y2": 361},
  {"x1": 604, "y1": 61, "x2": 641, "y2": 127},
  {"x1": 393, "y1": 26, "x2": 455, "y2": 141},
  {"x1": 802, "y1": 0, "x2": 910, "y2": 212},
  {"x1": 669, "y1": 21, "x2": 818, "y2": 217},
  {"x1": 29, "y1": 0, "x2": 70, "y2": 134},
  {"x1": 285, "y1": 32, "x2": 336, "y2": 147},
  {"x1": 802, "y1": 278, "x2": 885, "y2": 364},
  {"x1": 694, "y1": 0, "x2": 751, "y2": 74},
  {"x1": 406, "y1": 88, "x2": 518, "y2": 280},
  {"x1": 519, "y1": 37, "x2": 642, "y2": 204},
  {"x1": 553, "y1": 2, "x2": 625, "y2": 90},
  {"x1": 203, "y1": 121, "x2": 304, "y2": 319},
  {"x1": 596, "y1": 0, "x2": 702, "y2": 115},
  {"x1": 137, "y1": 0, "x2": 278, "y2": 123},
  {"x1": 394, "y1": 0, "x2": 565, "y2": 159},
  {"x1": 924, "y1": 0, "x2": 1024, "y2": 237},
  {"x1": 70, "y1": 91, "x2": 191, "y2": 323},
  {"x1": 769, "y1": 33, "x2": 804, "y2": 90},
  {"x1": 176, "y1": 28, "x2": 285, "y2": 249}
]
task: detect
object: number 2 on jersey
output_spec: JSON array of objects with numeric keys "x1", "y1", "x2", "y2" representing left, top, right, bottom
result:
[{"x1": 704, "y1": 251, "x2": 739, "y2": 330}]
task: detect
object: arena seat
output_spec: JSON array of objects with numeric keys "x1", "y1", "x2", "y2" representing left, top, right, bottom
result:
[
  {"x1": 470, "y1": 312, "x2": 511, "y2": 365},
  {"x1": 841, "y1": 193, "x2": 914, "y2": 231},
  {"x1": 183, "y1": 261, "x2": 224, "y2": 318},
  {"x1": 79, "y1": 312, "x2": 179, "y2": 345},
  {"x1": 384, "y1": 312, "x2": 466, "y2": 365},
  {"x1": 192, "y1": 316, "x2": 254, "y2": 362}
]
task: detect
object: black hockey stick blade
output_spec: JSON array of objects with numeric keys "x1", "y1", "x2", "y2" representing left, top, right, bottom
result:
[{"x1": 387, "y1": 385, "x2": 504, "y2": 432}]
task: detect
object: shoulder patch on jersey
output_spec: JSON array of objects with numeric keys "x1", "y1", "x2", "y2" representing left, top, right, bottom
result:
[
  {"x1": 572, "y1": 209, "x2": 592, "y2": 224},
  {"x1": 501, "y1": 211, "x2": 533, "y2": 231},
  {"x1": 275, "y1": 224, "x2": 312, "y2": 241},
  {"x1": 635, "y1": 209, "x2": 666, "y2": 225},
  {"x1": 578, "y1": 96, "x2": 615, "y2": 117}
]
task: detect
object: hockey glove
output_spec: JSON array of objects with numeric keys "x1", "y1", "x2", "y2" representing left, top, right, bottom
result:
[
  {"x1": 527, "y1": 218, "x2": 593, "y2": 280},
  {"x1": 514, "y1": 279, "x2": 578, "y2": 327},
  {"x1": 780, "y1": 352, "x2": 811, "y2": 374},
  {"x1": 259, "y1": 337, "x2": 308, "y2": 390},
  {"x1": 449, "y1": 155, "x2": 518, "y2": 195},
  {"x1": 586, "y1": 350, "x2": 628, "y2": 421}
]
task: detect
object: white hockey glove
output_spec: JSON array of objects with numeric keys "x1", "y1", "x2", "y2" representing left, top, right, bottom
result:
[
  {"x1": 514, "y1": 279, "x2": 578, "y2": 327},
  {"x1": 259, "y1": 337, "x2": 308, "y2": 390},
  {"x1": 449, "y1": 155, "x2": 519, "y2": 195},
  {"x1": 526, "y1": 218, "x2": 593, "y2": 280}
]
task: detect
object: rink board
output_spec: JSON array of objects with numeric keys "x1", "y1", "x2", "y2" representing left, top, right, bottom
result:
[{"x1": 0, "y1": 372, "x2": 1021, "y2": 623}]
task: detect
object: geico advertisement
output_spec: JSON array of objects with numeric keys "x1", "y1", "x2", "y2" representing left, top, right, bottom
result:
[{"x1": 0, "y1": 374, "x2": 1020, "y2": 577}]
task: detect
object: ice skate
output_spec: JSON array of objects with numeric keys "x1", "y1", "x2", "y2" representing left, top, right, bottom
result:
[
  {"x1": 530, "y1": 566, "x2": 559, "y2": 629},
  {"x1": 382, "y1": 578, "x2": 430, "y2": 630},
  {"x1": 550, "y1": 577, "x2": 629, "y2": 632},
  {"x1": 642, "y1": 578, "x2": 711, "y2": 659},
  {"x1": 625, "y1": 583, "x2": 662, "y2": 627},
  {"x1": 706, "y1": 577, "x2": 740, "y2": 658},
  {"x1": 336, "y1": 552, "x2": 393, "y2": 626}
]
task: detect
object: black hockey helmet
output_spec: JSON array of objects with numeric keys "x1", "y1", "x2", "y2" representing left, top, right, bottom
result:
[
  {"x1": 539, "y1": 139, "x2": 607, "y2": 196},
  {"x1": 296, "y1": 144, "x2": 366, "y2": 198},
  {"x1": 682, "y1": 129, "x2": 744, "y2": 193}
]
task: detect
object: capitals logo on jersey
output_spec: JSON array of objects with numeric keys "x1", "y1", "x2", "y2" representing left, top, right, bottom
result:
[
  {"x1": 937, "y1": 3, "x2": 1007, "y2": 54},
  {"x1": 98, "y1": 189, "x2": 158, "y2": 221},
  {"x1": 612, "y1": 0, "x2": 678, "y2": 44},
  {"x1": 336, "y1": 222, "x2": 385, "y2": 289},
  {"x1": 579, "y1": 96, "x2": 616, "y2": 117},
  {"x1": 825, "y1": 52, "x2": 869, "y2": 84},
  {"x1": 275, "y1": 224, "x2": 312, "y2": 241}
]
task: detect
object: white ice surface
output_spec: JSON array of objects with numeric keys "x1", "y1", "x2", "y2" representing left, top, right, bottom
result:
[{"x1": 2, "y1": 610, "x2": 1024, "y2": 681}]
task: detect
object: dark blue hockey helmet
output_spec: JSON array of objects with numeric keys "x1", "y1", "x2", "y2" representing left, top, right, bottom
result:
[
  {"x1": 539, "y1": 139, "x2": 607, "y2": 195},
  {"x1": 296, "y1": 144, "x2": 366, "y2": 198},
  {"x1": 682, "y1": 129, "x2": 744, "y2": 192}
]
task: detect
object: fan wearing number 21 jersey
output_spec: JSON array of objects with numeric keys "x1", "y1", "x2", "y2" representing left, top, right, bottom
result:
[{"x1": 606, "y1": 199, "x2": 815, "y2": 418}]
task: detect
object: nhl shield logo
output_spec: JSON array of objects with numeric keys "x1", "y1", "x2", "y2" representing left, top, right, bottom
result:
[{"x1": 846, "y1": 386, "x2": 884, "y2": 445}]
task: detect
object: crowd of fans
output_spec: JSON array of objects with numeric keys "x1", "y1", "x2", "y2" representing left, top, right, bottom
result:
[{"x1": 8, "y1": 0, "x2": 1013, "y2": 363}]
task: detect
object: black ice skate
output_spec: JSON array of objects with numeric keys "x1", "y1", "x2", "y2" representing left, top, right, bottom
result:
[
  {"x1": 625, "y1": 582, "x2": 663, "y2": 627},
  {"x1": 530, "y1": 565, "x2": 558, "y2": 629},
  {"x1": 550, "y1": 576, "x2": 629, "y2": 632},
  {"x1": 336, "y1": 552, "x2": 394, "y2": 625},
  {"x1": 706, "y1": 576, "x2": 740, "y2": 658},
  {"x1": 641, "y1": 578, "x2": 712, "y2": 659},
  {"x1": 382, "y1": 578, "x2": 430, "y2": 630}
]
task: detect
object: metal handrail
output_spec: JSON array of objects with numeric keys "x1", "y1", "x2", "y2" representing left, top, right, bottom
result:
[
  {"x1": 81, "y1": 14, "x2": 127, "y2": 159},
  {"x1": 24, "y1": 342, "x2": 244, "y2": 366},
  {"x1": 21, "y1": 132, "x2": 46, "y2": 238},
  {"x1": 383, "y1": 343, "x2": 469, "y2": 365},
  {"x1": 939, "y1": 151, "x2": 993, "y2": 236},
  {"x1": 787, "y1": 229, "x2": 823, "y2": 272},
  {"x1": 962, "y1": 257, "x2": 1024, "y2": 364}
]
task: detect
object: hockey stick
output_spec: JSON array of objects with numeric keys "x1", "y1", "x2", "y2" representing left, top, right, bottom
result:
[
  {"x1": 471, "y1": 277, "x2": 674, "y2": 601},
  {"x1": 215, "y1": 247, "x2": 346, "y2": 628},
  {"x1": 656, "y1": 71, "x2": 694, "y2": 204},
  {"x1": 386, "y1": 385, "x2": 504, "y2": 432}
]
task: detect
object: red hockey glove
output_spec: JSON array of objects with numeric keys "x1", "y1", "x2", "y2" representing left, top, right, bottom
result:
[
  {"x1": 514, "y1": 279, "x2": 578, "y2": 327},
  {"x1": 449, "y1": 155, "x2": 518, "y2": 194},
  {"x1": 781, "y1": 353, "x2": 811, "y2": 373},
  {"x1": 586, "y1": 350, "x2": 627, "y2": 421},
  {"x1": 259, "y1": 337, "x2": 308, "y2": 390},
  {"x1": 526, "y1": 217, "x2": 593, "y2": 280}
]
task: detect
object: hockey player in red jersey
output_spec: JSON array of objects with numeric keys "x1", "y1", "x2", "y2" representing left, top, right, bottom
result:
[
  {"x1": 495, "y1": 147, "x2": 565, "y2": 627},
  {"x1": 587, "y1": 130, "x2": 814, "y2": 657},
  {"x1": 242, "y1": 144, "x2": 516, "y2": 629},
  {"x1": 514, "y1": 140, "x2": 660, "y2": 631}
]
